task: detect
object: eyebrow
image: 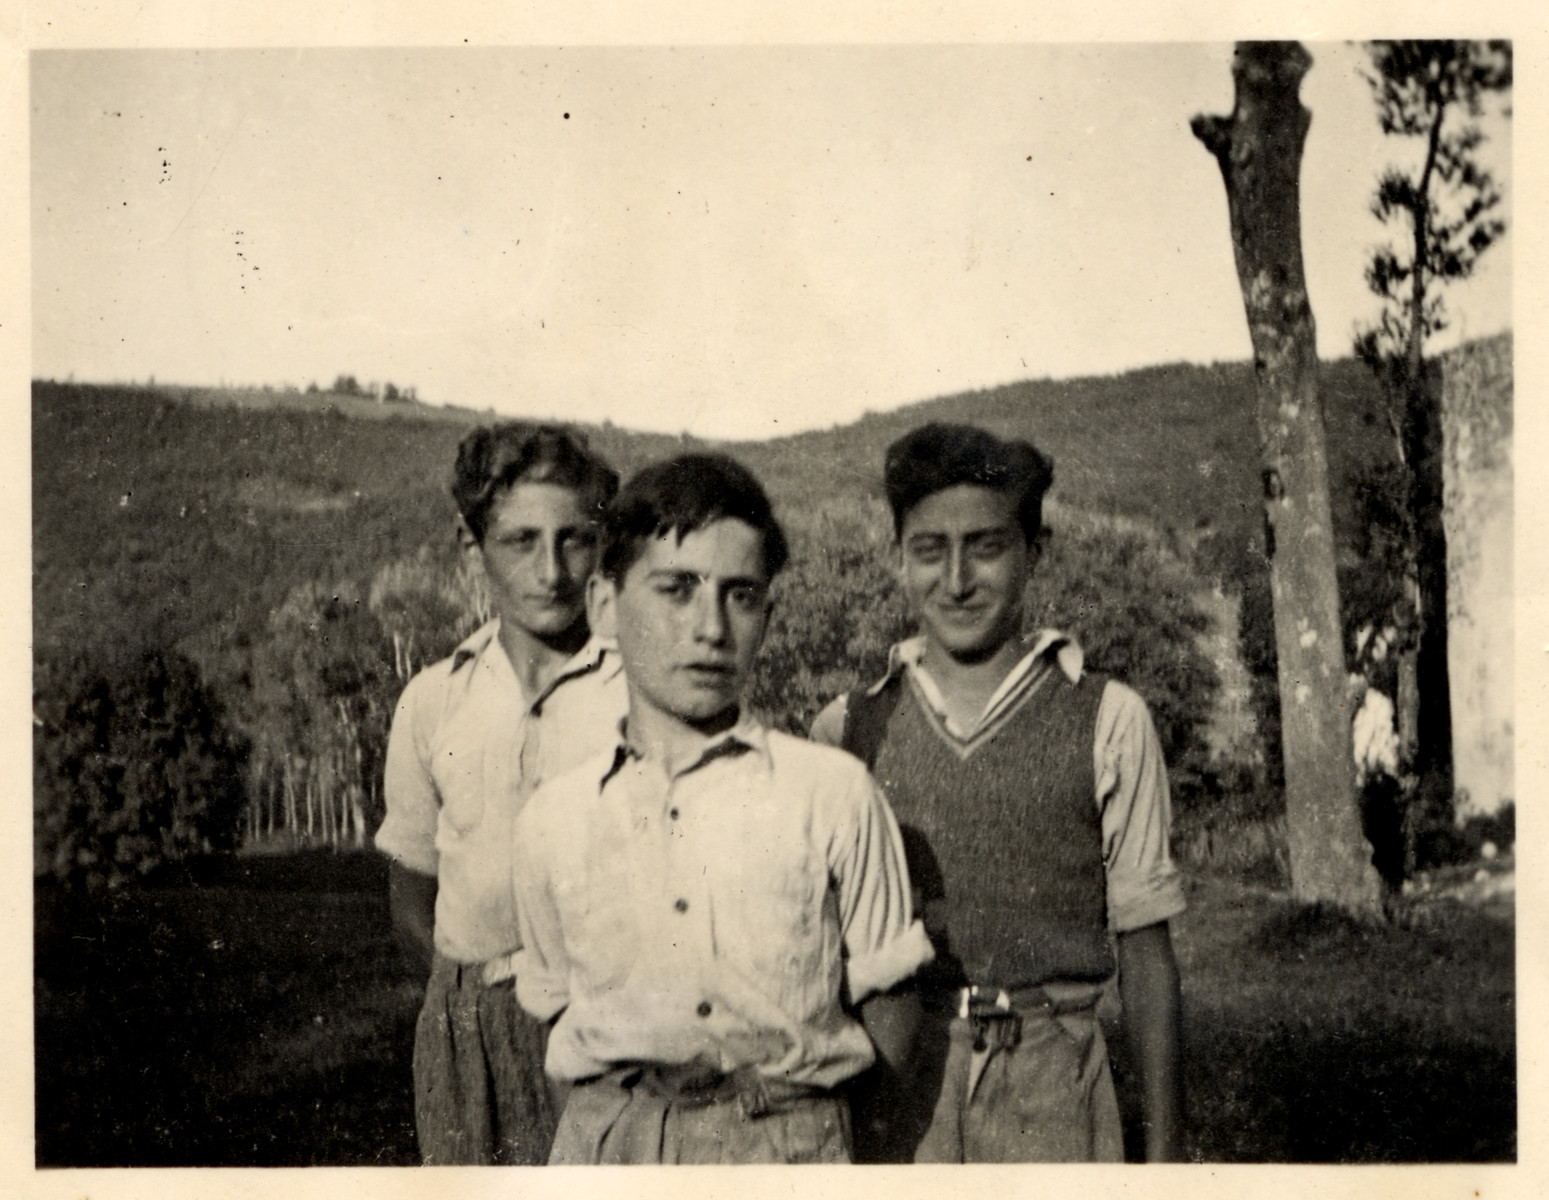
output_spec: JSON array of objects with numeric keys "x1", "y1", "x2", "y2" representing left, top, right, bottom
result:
[
  {"x1": 906, "y1": 526, "x2": 1013, "y2": 542},
  {"x1": 496, "y1": 521, "x2": 598, "y2": 536},
  {"x1": 644, "y1": 568, "x2": 768, "y2": 589}
]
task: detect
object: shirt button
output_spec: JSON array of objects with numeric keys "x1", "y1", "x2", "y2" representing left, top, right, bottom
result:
[
  {"x1": 668, "y1": 807, "x2": 680, "y2": 820},
  {"x1": 696, "y1": 1000, "x2": 713, "y2": 1018},
  {"x1": 674, "y1": 897, "x2": 689, "y2": 913}
]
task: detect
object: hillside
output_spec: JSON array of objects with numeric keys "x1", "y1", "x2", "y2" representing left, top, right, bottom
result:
[
  {"x1": 32, "y1": 349, "x2": 1437, "y2": 877},
  {"x1": 730, "y1": 356, "x2": 1400, "y2": 585},
  {"x1": 31, "y1": 383, "x2": 696, "y2": 666},
  {"x1": 33, "y1": 356, "x2": 1397, "y2": 630}
]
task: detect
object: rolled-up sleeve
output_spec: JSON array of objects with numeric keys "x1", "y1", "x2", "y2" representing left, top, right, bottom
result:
[
  {"x1": 373, "y1": 673, "x2": 441, "y2": 876},
  {"x1": 510, "y1": 800, "x2": 572, "y2": 1022},
  {"x1": 807, "y1": 694, "x2": 848, "y2": 749},
  {"x1": 830, "y1": 765, "x2": 934, "y2": 1002},
  {"x1": 1097, "y1": 681, "x2": 1187, "y2": 932}
]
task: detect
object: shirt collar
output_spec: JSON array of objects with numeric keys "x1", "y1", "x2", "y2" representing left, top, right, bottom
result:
[
  {"x1": 598, "y1": 709, "x2": 771, "y2": 790},
  {"x1": 876, "y1": 630, "x2": 1083, "y2": 741},
  {"x1": 870, "y1": 629, "x2": 1084, "y2": 695},
  {"x1": 449, "y1": 619, "x2": 500, "y2": 672},
  {"x1": 451, "y1": 619, "x2": 622, "y2": 707}
]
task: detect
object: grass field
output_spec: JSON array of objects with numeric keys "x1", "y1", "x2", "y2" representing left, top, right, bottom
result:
[{"x1": 34, "y1": 851, "x2": 1514, "y2": 1165}]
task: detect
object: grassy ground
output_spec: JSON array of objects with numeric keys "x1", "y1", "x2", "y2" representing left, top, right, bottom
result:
[
  {"x1": 34, "y1": 851, "x2": 421, "y2": 1167},
  {"x1": 34, "y1": 851, "x2": 1513, "y2": 1165}
]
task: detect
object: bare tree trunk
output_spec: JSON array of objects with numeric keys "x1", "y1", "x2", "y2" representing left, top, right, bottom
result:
[{"x1": 1194, "y1": 42, "x2": 1383, "y2": 917}]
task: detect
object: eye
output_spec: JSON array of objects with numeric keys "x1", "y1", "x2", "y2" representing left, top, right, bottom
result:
[
  {"x1": 500, "y1": 529, "x2": 540, "y2": 552},
  {"x1": 726, "y1": 584, "x2": 767, "y2": 613},
  {"x1": 906, "y1": 539, "x2": 947, "y2": 564},
  {"x1": 971, "y1": 537, "x2": 1012, "y2": 560},
  {"x1": 655, "y1": 576, "x2": 696, "y2": 602},
  {"x1": 561, "y1": 529, "x2": 599, "y2": 553}
]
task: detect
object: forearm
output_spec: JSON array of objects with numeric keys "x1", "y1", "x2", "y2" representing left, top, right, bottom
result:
[
  {"x1": 1116, "y1": 922, "x2": 1184, "y2": 1162},
  {"x1": 858, "y1": 984, "x2": 922, "y2": 1079}
]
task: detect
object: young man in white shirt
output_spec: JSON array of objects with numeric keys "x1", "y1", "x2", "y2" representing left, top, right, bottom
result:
[
  {"x1": 375, "y1": 423, "x2": 626, "y2": 1164},
  {"x1": 511, "y1": 453, "x2": 934, "y2": 1164}
]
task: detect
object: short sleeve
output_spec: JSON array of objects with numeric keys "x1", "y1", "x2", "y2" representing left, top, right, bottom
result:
[
  {"x1": 808, "y1": 694, "x2": 848, "y2": 749},
  {"x1": 373, "y1": 672, "x2": 442, "y2": 876},
  {"x1": 827, "y1": 760, "x2": 935, "y2": 1001},
  {"x1": 1097, "y1": 681, "x2": 1187, "y2": 932}
]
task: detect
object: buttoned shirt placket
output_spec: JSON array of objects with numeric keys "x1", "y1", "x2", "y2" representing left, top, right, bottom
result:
[{"x1": 603, "y1": 735, "x2": 757, "y2": 1059}]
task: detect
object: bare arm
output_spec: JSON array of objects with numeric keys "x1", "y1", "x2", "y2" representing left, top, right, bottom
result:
[
  {"x1": 858, "y1": 984, "x2": 921, "y2": 1078},
  {"x1": 849, "y1": 983, "x2": 923, "y2": 1161},
  {"x1": 388, "y1": 861, "x2": 438, "y2": 976},
  {"x1": 1115, "y1": 921, "x2": 1184, "y2": 1162}
]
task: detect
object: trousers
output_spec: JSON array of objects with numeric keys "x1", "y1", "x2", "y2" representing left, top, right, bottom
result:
[
  {"x1": 549, "y1": 1064, "x2": 851, "y2": 1164},
  {"x1": 412, "y1": 952, "x2": 558, "y2": 1165}
]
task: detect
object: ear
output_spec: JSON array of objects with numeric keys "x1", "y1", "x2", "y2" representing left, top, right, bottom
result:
[
  {"x1": 456, "y1": 516, "x2": 479, "y2": 557},
  {"x1": 1026, "y1": 529, "x2": 1047, "y2": 573},
  {"x1": 587, "y1": 572, "x2": 619, "y2": 640}
]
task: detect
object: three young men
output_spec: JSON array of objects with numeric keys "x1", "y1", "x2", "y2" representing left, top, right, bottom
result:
[
  {"x1": 509, "y1": 455, "x2": 935, "y2": 1164},
  {"x1": 383, "y1": 419, "x2": 1185, "y2": 1164},
  {"x1": 810, "y1": 422, "x2": 1185, "y2": 1162},
  {"x1": 374, "y1": 424, "x2": 627, "y2": 1164}
]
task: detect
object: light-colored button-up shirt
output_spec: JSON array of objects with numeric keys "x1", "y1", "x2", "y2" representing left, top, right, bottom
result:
[
  {"x1": 511, "y1": 715, "x2": 936, "y2": 1087},
  {"x1": 375, "y1": 619, "x2": 628, "y2": 966},
  {"x1": 810, "y1": 631, "x2": 1186, "y2": 934}
]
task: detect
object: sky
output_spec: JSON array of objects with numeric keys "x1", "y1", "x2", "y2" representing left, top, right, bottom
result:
[{"x1": 31, "y1": 44, "x2": 1513, "y2": 441}]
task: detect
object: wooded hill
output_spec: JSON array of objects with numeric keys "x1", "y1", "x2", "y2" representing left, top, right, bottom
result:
[{"x1": 32, "y1": 352, "x2": 1418, "y2": 882}]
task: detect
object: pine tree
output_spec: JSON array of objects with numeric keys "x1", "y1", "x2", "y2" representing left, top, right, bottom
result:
[{"x1": 1352, "y1": 40, "x2": 1511, "y2": 810}]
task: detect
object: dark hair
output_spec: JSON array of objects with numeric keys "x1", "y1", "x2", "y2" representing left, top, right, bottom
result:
[
  {"x1": 600, "y1": 454, "x2": 789, "y2": 583},
  {"x1": 451, "y1": 422, "x2": 619, "y2": 542},
  {"x1": 884, "y1": 422, "x2": 1054, "y2": 541}
]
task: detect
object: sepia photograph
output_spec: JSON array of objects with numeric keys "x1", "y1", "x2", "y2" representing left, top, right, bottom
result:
[{"x1": 18, "y1": 21, "x2": 1523, "y2": 1192}]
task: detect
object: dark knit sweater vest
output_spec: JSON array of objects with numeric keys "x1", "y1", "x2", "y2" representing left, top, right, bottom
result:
[{"x1": 846, "y1": 666, "x2": 1112, "y2": 990}]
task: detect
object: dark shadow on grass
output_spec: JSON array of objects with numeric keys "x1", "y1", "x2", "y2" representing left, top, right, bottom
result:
[
  {"x1": 36, "y1": 850, "x2": 422, "y2": 1167},
  {"x1": 1110, "y1": 888, "x2": 1515, "y2": 1162}
]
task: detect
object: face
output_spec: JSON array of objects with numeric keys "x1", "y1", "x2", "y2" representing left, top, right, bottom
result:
[
  {"x1": 897, "y1": 484, "x2": 1033, "y2": 663},
  {"x1": 592, "y1": 518, "x2": 771, "y2": 729},
  {"x1": 474, "y1": 480, "x2": 602, "y2": 644}
]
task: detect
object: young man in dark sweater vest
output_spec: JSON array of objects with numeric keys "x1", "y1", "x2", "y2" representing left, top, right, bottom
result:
[{"x1": 810, "y1": 422, "x2": 1185, "y2": 1162}]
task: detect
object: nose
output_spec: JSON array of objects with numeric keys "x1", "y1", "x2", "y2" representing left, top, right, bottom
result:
[
  {"x1": 535, "y1": 536, "x2": 563, "y2": 589},
  {"x1": 947, "y1": 546, "x2": 973, "y2": 598},
  {"x1": 692, "y1": 589, "x2": 729, "y2": 646}
]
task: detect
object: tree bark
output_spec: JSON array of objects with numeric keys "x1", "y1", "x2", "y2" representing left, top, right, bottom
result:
[
  {"x1": 1193, "y1": 42, "x2": 1384, "y2": 917},
  {"x1": 1398, "y1": 100, "x2": 1454, "y2": 794}
]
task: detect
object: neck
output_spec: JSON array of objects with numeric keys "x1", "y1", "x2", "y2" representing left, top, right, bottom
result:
[
  {"x1": 920, "y1": 633, "x2": 1027, "y2": 704},
  {"x1": 625, "y1": 695, "x2": 741, "y2": 777},
  {"x1": 495, "y1": 615, "x2": 589, "y2": 700}
]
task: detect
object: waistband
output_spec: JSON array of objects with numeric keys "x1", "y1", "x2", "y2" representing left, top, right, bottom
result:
[
  {"x1": 431, "y1": 950, "x2": 519, "y2": 989},
  {"x1": 923, "y1": 981, "x2": 1105, "y2": 1019},
  {"x1": 592, "y1": 1062, "x2": 831, "y2": 1120}
]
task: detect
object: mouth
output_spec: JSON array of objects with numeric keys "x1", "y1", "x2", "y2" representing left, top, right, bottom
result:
[
  {"x1": 680, "y1": 662, "x2": 737, "y2": 683},
  {"x1": 935, "y1": 603, "x2": 986, "y2": 624}
]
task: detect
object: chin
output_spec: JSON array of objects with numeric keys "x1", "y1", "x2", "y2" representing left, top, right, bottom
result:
[
  {"x1": 519, "y1": 610, "x2": 586, "y2": 638},
  {"x1": 937, "y1": 631, "x2": 1009, "y2": 663},
  {"x1": 668, "y1": 693, "x2": 740, "y2": 726}
]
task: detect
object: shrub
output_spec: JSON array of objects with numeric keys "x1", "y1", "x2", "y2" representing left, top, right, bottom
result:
[
  {"x1": 34, "y1": 646, "x2": 249, "y2": 890},
  {"x1": 368, "y1": 544, "x2": 489, "y2": 681},
  {"x1": 750, "y1": 497, "x2": 911, "y2": 733},
  {"x1": 1025, "y1": 504, "x2": 1220, "y2": 799},
  {"x1": 245, "y1": 580, "x2": 399, "y2": 848}
]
